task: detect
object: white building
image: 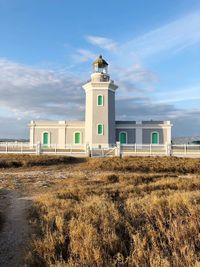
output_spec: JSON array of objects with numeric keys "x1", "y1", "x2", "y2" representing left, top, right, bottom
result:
[{"x1": 29, "y1": 56, "x2": 172, "y2": 148}]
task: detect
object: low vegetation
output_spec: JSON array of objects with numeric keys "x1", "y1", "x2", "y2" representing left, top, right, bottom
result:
[
  {"x1": 0, "y1": 154, "x2": 83, "y2": 168},
  {"x1": 25, "y1": 156, "x2": 200, "y2": 267},
  {"x1": 87, "y1": 156, "x2": 200, "y2": 174},
  {"x1": 0, "y1": 155, "x2": 200, "y2": 266}
]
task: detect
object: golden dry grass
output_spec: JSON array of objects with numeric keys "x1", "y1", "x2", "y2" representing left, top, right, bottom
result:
[
  {"x1": 0, "y1": 154, "x2": 84, "y2": 168},
  {"x1": 0, "y1": 155, "x2": 200, "y2": 266},
  {"x1": 87, "y1": 156, "x2": 200, "y2": 174},
  {"x1": 24, "y1": 158, "x2": 200, "y2": 266}
]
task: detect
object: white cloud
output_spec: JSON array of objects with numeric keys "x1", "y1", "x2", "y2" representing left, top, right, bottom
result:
[
  {"x1": 122, "y1": 11, "x2": 200, "y2": 58},
  {"x1": 154, "y1": 85, "x2": 200, "y2": 104},
  {"x1": 112, "y1": 64, "x2": 158, "y2": 90},
  {"x1": 0, "y1": 58, "x2": 85, "y2": 120},
  {"x1": 72, "y1": 49, "x2": 97, "y2": 63},
  {"x1": 0, "y1": 57, "x2": 199, "y2": 138},
  {"x1": 86, "y1": 35, "x2": 118, "y2": 51}
]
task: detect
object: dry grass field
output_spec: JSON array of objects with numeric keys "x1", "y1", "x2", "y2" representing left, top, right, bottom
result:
[{"x1": 0, "y1": 155, "x2": 200, "y2": 267}]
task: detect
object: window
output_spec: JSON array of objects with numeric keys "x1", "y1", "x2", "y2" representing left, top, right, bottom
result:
[
  {"x1": 74, "y1": 132, "x2": 81, "y2": 144},
  {"x1": 97, "y1": 124, "x2": 104, "y2": 135},
  {"x1": 119, "y1": 132, "x2": 127, "y2": 144},
  {"x1": 43, "y1": 132, "x2": 49, "y2": 145},
  {"x1": 97, "y1": 95, "x2": 103, "y2": 106},
  {"x1": 151, "y1": 132, "x2": 159, "y2": 144}
]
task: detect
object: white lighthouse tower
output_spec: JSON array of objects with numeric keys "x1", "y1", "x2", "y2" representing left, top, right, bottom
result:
[{"x1": 82, "y1": 55, "x2": 118, "y2": 148}]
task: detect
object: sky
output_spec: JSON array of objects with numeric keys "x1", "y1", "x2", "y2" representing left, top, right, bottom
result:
[{"x1": 0, "y1": 0, "x2": 200, "y2": 138}]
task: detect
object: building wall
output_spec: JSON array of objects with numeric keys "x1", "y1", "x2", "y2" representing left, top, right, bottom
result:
[
  {"x1": 108, "y1": 90, "x2": 116, "y2": 144},
  {"x1": 33, "y1": 128, "x2": 59, "y2": 144},
  {"x1": 142, "y1": 128, "x2": 167, "y2": 144},
  {"x1": 30, "y1": 122, "x2": 171, "y2": 146},
  {"x1": 66, "y1": 127, "x2": 85, "y2": 144},
  {"x1": 83, "y1": 74, "x2": 117, "y2": 147},
  {"x1": 116, "y1": 128, "x2": 136, "y2": 143},
  {"x1": 91, "y1": 88, "x2": 109, "y2": 145},
  {"x1": 84, "y1": 88, "x2": 93, "y2": 144},
  {"x1": 115, "y1": 127, "x2": 170, "y2": 145},
  {"x1": 30, "y1": 121, "x2": 85, "y2": 145}
]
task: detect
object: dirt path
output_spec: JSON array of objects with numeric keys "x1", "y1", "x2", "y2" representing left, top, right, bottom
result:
[{"x1": 0, "y1": 191, "x2": 32, "y2": 267}]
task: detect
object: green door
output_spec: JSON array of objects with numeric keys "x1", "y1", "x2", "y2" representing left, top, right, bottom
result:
[
  {"x1": 119, "y1": 132, "x2": 127, "y2": 144},
  {"x1": 75, "y1": 132, "x2": 81, "y2": 144},
  {"x1": 152, "y1": 132, "x2": 158, "y2": 144},
  {"x1": 43, "y1": 132, "x2": 48, "y2": 145}
]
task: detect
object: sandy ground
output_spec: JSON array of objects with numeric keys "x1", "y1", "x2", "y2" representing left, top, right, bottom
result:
[{"x1": 0, "y1": 190, "x2": 32, "y2": 267}]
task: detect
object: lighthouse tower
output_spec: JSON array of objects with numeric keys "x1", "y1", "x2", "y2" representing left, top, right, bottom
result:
[{"x1": 82, "y1": 55, "x2": 118, "y2": 148}]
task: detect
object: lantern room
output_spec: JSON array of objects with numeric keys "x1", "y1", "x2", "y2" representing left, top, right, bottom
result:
[{"x1": 93, "y1": 55, "x2": 108, "y2": 74}]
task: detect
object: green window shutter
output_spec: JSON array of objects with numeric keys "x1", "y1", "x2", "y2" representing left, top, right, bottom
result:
[
  {"x1": 98, "y1": 124, "x2": 103, "y2": 135},
  {"x1": 43, "y1": 133, "x2": 48, "y2": 145},
  {"x1": 98, "y1": 95, "x2": 103, "y2": 106},
  {"x1": 152, "y1": 132, "x2": 158, "y2": 144},
  {"x1": 119, "y1": 132, "x2": 127, "y2": 144},
  {"x1": 75, "y1": 132, "x2": 81, "y2": 144}
]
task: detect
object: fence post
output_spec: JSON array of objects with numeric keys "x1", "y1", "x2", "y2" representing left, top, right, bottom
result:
[
  {"x1": 115, "y1": 142, "x2": 121, "y2": 157},
  {"x1": 21, "y1": 142, "x2": 23, "y2": 153},
  {"x1": 55, "y1": 144, "x2": 57, "y2": 154},
  {"x1": 184, "y1": 144, "x2": 187, "y2": 155},
  {"x1": 85, "y1": 144, "x2": 90, "y2": 157},
  {"x1": 36, "y1": 142, "x2": 41, "y2": 155},
  {"x1": 6, "y1": 142, "x2": 8, "y2": 153},
  {"x1": 150, "y1": 144, "x2": 152, "y2": 155},
  {"x1": 166, "y1": 143, "x2": 171, "y2": 156}
]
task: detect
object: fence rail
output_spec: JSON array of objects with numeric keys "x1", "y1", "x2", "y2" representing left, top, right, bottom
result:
[
  {"x1": 0, "y1": 143, "x2": 88, "y2": 156},
  {"x1": 121, "y1": 144, "x2": 168, "y2": 155},
  {"x1": 0, "y1": 142, "x2": 200, "y2": 157}
]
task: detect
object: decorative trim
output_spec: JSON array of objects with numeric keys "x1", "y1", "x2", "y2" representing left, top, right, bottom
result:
[{"x1": 116, "y1": 126, "x2": 171, "y2": 129}]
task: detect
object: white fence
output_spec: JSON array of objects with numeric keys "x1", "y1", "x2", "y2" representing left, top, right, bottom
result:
[
  {"x1": 91, "y1": 147, "x2": 117, "y2": 157},
  {"x1": 171, "y1": 144, "x2": 200, "y2": 156},
  {"x1": 121, "y1": 144, "x2": 169, "y2": 156},
  {"x1": 0, "y1": 142, "x2": 200, "y2": 157},
  {"x1": 121, "y1": 144, "x2": 200, "y2": 157},
  {"x1": 0, "y1": 143, "x2": 88, "y2": 156}
]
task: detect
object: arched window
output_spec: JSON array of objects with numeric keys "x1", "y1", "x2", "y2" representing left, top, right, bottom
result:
[
  {"x1": 74, "y1": 132, "x2": 81, "y2": 144},
  {"x1": 43, "y1": 132, "x2": 49, "y2": 145},
  {"x1": 151, "y1": 132, "x2": 159, "y2": 144},
  {"x1": 97, "y1": 95, "x2": 103, "y2": 106},
  {"x1": 119, "y1": 132, "x2": 127, "y2": 144},
  {"x1": 97, "y1": 123, "x2": 104, "y2": 135}
]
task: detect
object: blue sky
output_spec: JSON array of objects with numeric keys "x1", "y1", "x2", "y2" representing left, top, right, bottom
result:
[{"x1": 0, "y1": 0, "x2": 200, "y2": 138}]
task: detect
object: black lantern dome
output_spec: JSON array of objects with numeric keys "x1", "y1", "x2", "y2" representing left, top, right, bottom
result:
[{"x1": 93, "y1": 55, "x2": 108, "y2": 74}]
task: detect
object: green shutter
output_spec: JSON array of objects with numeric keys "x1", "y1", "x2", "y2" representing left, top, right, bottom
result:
[
  {"x1": 152, "y1": 132, "x2": 158, "y2": 144},
  {"x1": 75, "y1": 132, "x2": 81, "y2": 144},
  {"x1": 98, "y1": 95, "x2": 103, "y2": 106},
  {"x1": 119, "y1": 132, "x2": 127, "y2": 144},
  {"x1": 98, "y1": 124, "x2": 103, "y2": 135},
  {"x1": 43, "y1": 133, "x2": 48, "y2": 145}
]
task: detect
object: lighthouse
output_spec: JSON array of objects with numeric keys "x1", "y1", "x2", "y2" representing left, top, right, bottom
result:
[{"x1": 82, "y1": 55, "x2": 118, "y2": 148}]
